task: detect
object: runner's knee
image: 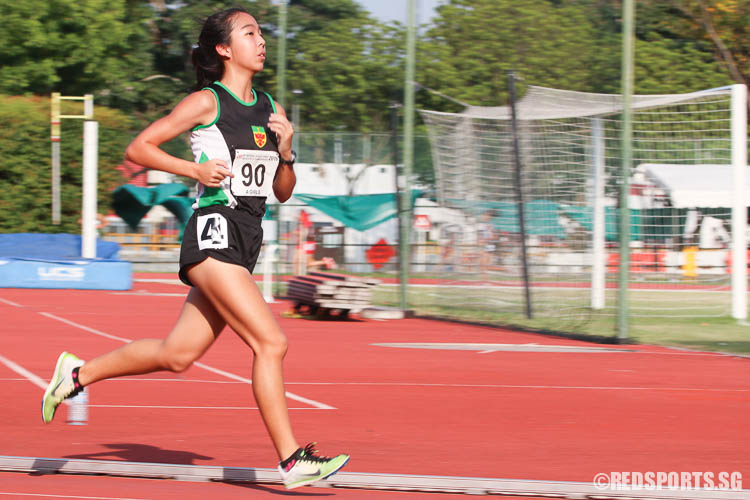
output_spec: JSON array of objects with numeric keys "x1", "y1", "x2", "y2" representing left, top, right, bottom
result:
[
  {"x1": 159, "y1": 348, "x2": 197, "y2": 373},
  {"x1": 255, "y1": 332, "x2": 288, "y2": 360}
]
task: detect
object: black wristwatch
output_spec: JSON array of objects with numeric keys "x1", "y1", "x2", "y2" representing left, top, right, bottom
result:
[{"x1": 280, "y1": 150, "x2": 297, "y2": 166}]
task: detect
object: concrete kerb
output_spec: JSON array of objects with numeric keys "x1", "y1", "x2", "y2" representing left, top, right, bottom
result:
[{"x1": 0, "y1": 456, "x2": 747, "y2": 499}]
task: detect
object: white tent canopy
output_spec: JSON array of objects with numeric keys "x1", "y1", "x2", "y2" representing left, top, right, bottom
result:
[{"x1": 642, "y1": 163, "x2": 750, "y2": 208}]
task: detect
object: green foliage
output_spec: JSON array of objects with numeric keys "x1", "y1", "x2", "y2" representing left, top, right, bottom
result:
[
  {"x1": 289, "y1": 19, "x2": 404, "y2": 131},
  {"x1": 0, "y1": 0, "x2": 154, "y2": 104},
  {"x1": 419, "y1": 0, "x2": 600, "y2": 106},
  {"x1": 585, "y1": 0, "x2": 731, "y2": 93},
  {"x1": 2, "y1": 0, "x2": 741, "y2": 121},
  {"x1": 0, "y1": 95, "x2": 136, "y2": 233},
  {"x1": 634, "y1": 35, "x2": 730, "y2": 93}
]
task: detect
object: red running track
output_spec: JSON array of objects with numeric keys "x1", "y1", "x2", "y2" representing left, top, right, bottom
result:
[{"x1": 0, "y1": 276, "x2": 748, "y2": 496}]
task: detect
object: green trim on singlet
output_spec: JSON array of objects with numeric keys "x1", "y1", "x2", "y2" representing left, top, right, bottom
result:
[
  {"x1": 263, "y1": 91, "x2": 277, "y2": 113},
  {"x1": 214, "y1": 81, "x2": 258, "y2": 106},
  {"x1": 196, "y1": 151, "x2": 229, "y2": 207},
  {"x1": 191, "y1": 87, "x2": 221, "y2": 131}
]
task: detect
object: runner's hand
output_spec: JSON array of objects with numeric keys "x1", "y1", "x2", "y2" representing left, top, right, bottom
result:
[
  {"x1": 268, "y1": 112, "x2": 294, "y2": 161},
  {"x1": 196, "y1": 159, "x2": 233, "y2": 187}
]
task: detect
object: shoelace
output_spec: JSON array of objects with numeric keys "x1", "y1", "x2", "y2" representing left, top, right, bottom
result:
[{"x1": 298, "y1": 443, "x2": 333, "y2": 463}]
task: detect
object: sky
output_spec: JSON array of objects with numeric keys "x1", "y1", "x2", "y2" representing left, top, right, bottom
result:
[{"x1": 357, "y1": 0, "x2": 444, "y2": 25}]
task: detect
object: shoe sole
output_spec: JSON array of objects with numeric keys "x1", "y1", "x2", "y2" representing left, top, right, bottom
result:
[{"x1": 41, "y1": 352, "x2": 70, "y2": 423}]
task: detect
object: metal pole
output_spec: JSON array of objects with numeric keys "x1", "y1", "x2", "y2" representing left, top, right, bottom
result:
[
  {"x1": 617, "y1": 0, "x2": 635, "y2": 341},
  {"x1": 276, "y1": 0, "x2": 287, "y2": 106},
  {"x1": 730, "y1": 84, "x2": 748, "y2": 320},
  {"x1": 391, "y1": 103, "x2": 404, "y2": 302},
  {"x1": 291, "y1": 89, "x2": 302, "y2": 153},
  {"x1": 274, "y1": 1, "x2": 288, "y2": 295},
  {"x1": 508, "y1": 70, "x2": 533, "y2": 319},
  {"x1": 399, "y1": 0, "x2": 416, "y2": 311}
]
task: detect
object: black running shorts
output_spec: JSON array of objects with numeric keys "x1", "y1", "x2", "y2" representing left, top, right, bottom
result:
[{"x1": 179, "y1": 205, "x2": 264, "y2": 287}]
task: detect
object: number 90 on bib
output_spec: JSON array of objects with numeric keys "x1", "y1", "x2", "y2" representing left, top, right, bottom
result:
[{"x1": 231, "y1": 149, "x2": 279, "y2": 198}]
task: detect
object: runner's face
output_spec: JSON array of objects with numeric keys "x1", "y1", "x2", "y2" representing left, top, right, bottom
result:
[{"x1": 228, "y1": 13, "x2": 266, "y2": 73}]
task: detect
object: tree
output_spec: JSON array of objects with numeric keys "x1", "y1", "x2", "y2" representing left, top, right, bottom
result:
[
  {"x1": 418, "y1": 0, "x2": 600, "y2": 106},
  {"x1": 587, "y1": 0, "x2": 731, "y2": 94},
  {"x1": 417, "y1": 0, "x2": 732, "y2": 104},
  {"x1": 0, "y1": 0, "x2": 155, "y2": 106},
  {"x1": 645, "y1": 0, "x2": 750, "y2": 87},
  {"x1": 288, "y1": 19, "x2": 404, "y2": 131}
]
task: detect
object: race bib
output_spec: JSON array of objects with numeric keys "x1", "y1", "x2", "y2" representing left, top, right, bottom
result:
[
  {"x1": 230, "y1": 149, "x2": 279, "y2": 197},
  {"x1": 197, "y1": 213, "x2": 228, "y2": 250}
]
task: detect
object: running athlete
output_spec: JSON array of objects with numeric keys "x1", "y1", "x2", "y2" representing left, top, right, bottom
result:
[{"x1": 40, "y1": 7, "x2": 349, "y2": 490}]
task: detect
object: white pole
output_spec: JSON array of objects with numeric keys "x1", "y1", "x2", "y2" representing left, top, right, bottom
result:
[
  {"x1": 418, "y1": 229, "x2": 426, "y2": 273},
  {"x1": 83, "y1": 94, "x2": 94, "y2": 119},
  {"x1": 731, "y1": 84, "x2": 747, "y2": 320},
  {"x1": 591, "y1": 118, "x2": 606, "y2": 309},
  {"x1": 81, "y1": 121, "x2": 98, "y2": 259},
  {"x1": 263, "y1": 244, "x2": 277, "y2": 303},
  {"x1": 52, "y1": 142, "x2": 61, "y2": 225}
]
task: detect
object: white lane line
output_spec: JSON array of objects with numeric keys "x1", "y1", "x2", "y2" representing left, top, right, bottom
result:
[
  {"x1": 37, "y1": 312, "x2": 335, "y2": 410},
  {"x1": 287, "y1": 381, "x2": 749, "y2": 392},
  {"x1": 132, "y1": 278, "x2": 184, "y2": 285},
  {"x1": 7, "y1": 376, "x2": 743, "y2": 393},
  {"x1": 0, "y1": 493, "x2": 147, "y2": 499},
  {"x1": 0, "y1": 297, "x2": 22, "y2": 307},
  {"x1": 89, "y1": 405, "x2": 324, "y2": 410},
  {"x1": 193, "y1": 361, "x2": 336, "y2": 410},
  {"x1": 111, "y1": 292, "x2": 187, "y2": 297},
  {"x1": 0, "y1": 354, "x2": 48, "y2": 391},
  {"x1": 0, "y1": 355, "x2": 74, "y2": 408},
  {"x1": 39, "y1": 313, "x2": 131, "y2": 343}
]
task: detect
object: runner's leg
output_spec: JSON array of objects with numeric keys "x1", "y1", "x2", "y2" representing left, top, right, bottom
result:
[
  {"x1": 186, "y1": 257, "x2": 299, "y2": 461},
  {"x1": 77, "y1": 287, "x2": 225, "y2": 385}
]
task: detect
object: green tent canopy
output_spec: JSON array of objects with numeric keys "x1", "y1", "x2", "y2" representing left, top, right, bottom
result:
[
  {"x1": 112, "y1": 184, "x2": 193, "y2": 231},
  {"x1": 294, "y1": 191, "x2": 422, "y2": 232}
]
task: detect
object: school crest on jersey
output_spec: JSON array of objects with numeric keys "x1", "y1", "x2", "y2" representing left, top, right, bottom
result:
[{"x1": 252, "y1": 126, "x2": 267, "y2": 148}]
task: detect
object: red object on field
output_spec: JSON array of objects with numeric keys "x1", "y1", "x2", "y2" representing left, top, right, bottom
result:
[
  {"x1": 607, "y1": 251, "x2": 666, "y2": 273},
  {"x1": 414, "y1": 214, "x2": 432, "y2": 231},
  {"x1": 299, "y1": 209, "x2": 312, "y2": 228},
  {"x1": 724, "y1": 249, "x2": 750, "y2": 274},
  {"x1": 366, "y1": 238, "x2": 396, "y2": 269}
]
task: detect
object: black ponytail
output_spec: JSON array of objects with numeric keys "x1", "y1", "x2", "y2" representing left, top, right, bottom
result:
[{"x1": 191, "y1": 7, "x2": 250, "y2": 90}]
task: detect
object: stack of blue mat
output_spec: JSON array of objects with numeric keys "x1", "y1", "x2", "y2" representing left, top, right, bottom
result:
[{"x1": 0, "y1": 234, "x2": 131, "y2": 290}]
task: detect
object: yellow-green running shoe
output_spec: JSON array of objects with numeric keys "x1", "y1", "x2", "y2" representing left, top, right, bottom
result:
[
  {"x1": 278, "y1": 443, "x2": 350, "y2": 489},
  {"x1": 41, "y1": 352, "x2": 84, "y2": 423}
]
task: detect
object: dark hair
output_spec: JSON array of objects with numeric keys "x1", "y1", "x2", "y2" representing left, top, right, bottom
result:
[{"x1": 191, "y1": 8, "x2": 250, "y2": 90}]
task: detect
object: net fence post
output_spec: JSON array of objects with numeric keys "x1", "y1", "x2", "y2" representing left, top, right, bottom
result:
[
  {"x1": 391, "y1": 103, "x2": 404, "y2": 304},
  {"x1": 508, "y1": 70, "x2": 533, "y2": 319},
  {"x1": 617, "y1": 0, "x2": 635, "y2": 341},
  {"x1": 399, "y1": 0, "x2": 416, "y2": 311},
  {"x1": 731, "y1": 83, "x2": 748, "y2": 320},
  {"x1": 591, "y1": 118, "x2": 606, "y2": 310}
]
